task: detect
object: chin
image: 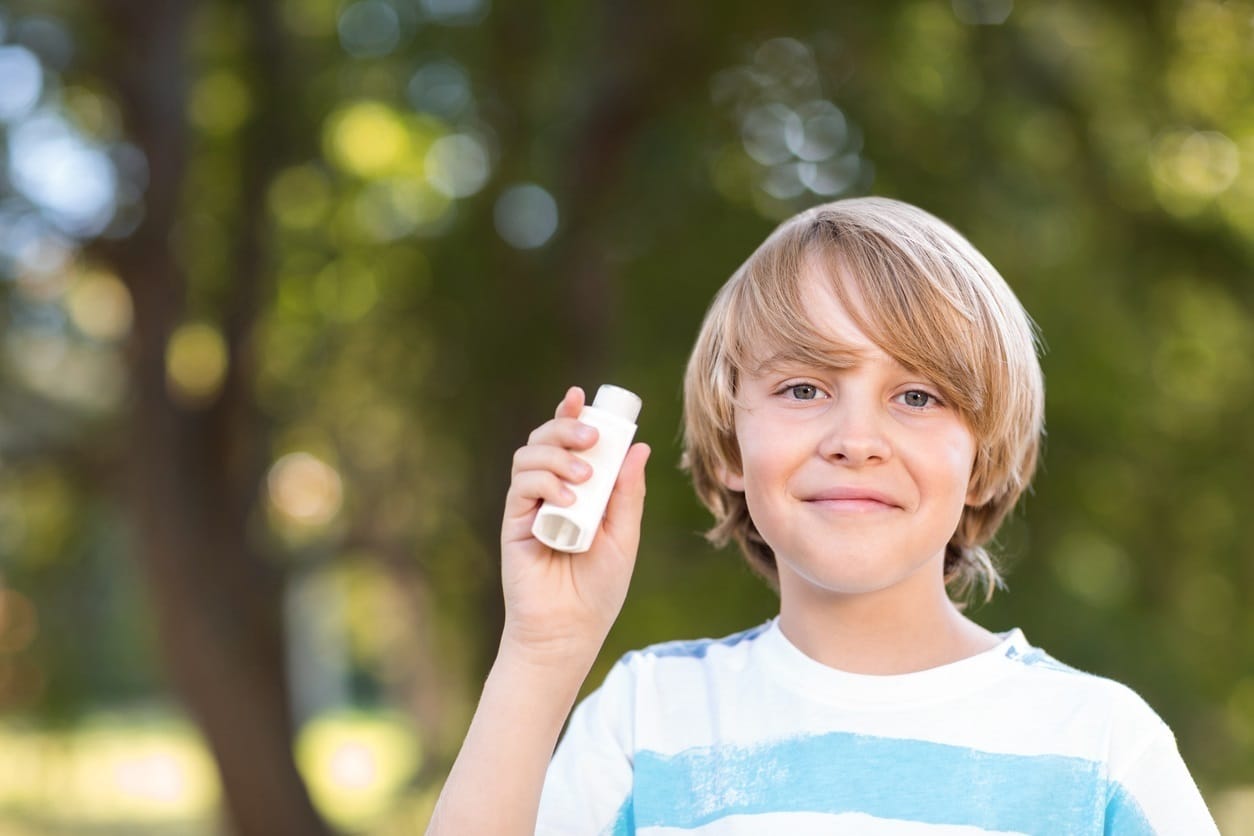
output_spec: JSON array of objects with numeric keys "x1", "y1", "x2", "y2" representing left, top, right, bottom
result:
[
  {"x1": 785, "y1": 568, "x2": 912, "y2": 599},
  {"x1": 778, "y1": 553, "x2": 944, "y2": 601}
]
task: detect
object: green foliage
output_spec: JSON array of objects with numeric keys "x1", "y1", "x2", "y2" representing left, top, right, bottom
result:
[{"x1": 0, "y1": 1, "x2": 1252, "y2": 827}]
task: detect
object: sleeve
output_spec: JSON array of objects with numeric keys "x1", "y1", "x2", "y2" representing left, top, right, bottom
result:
[
  {"x1": 535, "y1": 655, "x2": 637, "y2": 836},
  {"x1": 1104, "y1": 721, "x2": 1219, "y2": 835}
]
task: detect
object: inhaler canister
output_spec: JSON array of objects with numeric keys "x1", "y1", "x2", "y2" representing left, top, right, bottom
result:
[{"x1": 531, "y1": 385, "x2": 642, "y2": 553}]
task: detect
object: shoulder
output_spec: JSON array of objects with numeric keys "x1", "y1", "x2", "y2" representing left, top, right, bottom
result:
[
  {"x1": 1003, "y1": 637, "x2": 1160, "y2": 711},
  {"x1": 997, "y1": 637, "x2": 1218, "y2": 832},
  {"x1": 598, "y1": 619, "x2": 776, "y2": 694},
  {"x1": 622, "y1": 619, "x2": 775, "y2": 663},
  {"x1": 997, "y1": 632, "x2": 1170, "y2": 758},
  {"x1": 614, "y1": 619, "x2": 777, "y2": 676}
]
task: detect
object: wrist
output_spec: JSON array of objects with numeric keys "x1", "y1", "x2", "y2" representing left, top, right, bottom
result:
[{"x1": 498, "y1": 622, "x2": 605, "y2": 677}]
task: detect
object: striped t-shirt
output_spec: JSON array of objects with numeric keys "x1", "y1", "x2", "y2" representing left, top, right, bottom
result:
[{"x1": 536, "y1": 619, "x2": 1217, "y2": 835}]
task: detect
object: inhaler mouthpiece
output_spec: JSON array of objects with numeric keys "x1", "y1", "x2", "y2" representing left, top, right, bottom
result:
[{"x1": 531, "y1": 385, "x2": 641, "y2": 553}]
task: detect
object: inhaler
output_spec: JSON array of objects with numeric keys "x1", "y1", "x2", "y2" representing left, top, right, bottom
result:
[{"x1": 531, "y1": 384, "x2": 642, "y2": 553}]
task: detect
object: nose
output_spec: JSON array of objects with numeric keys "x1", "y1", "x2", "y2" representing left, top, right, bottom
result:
[{"x1": 816, "y1": 397, "x2": 891, "y2": 465}]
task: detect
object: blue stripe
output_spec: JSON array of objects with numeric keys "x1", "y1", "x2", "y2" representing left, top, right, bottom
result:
[
  {"x1": 633, "y1": 731, "x2": 1116, "y2": 832},
  {"x1": 605, "y1": 796, "x2": 634, "y2": 836},
  {"x1": 1105, "y1": 783, "x2": 1154, "y2": 836},
  {"x1": 642, "y1": 621, "x2": 772, "y2": 660},
  {"x1": 1005, "y1": 644, "x2": 1083, "y2": 674}
]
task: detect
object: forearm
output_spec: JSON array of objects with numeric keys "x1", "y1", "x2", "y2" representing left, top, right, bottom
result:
[{"x1": 426, "y1": 647, "x2": 594, "y2": 836}]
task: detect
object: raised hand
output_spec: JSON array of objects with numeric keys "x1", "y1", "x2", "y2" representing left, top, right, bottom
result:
[{"x1": 499, "y1": 385, "x2": 651, "y2": 670}]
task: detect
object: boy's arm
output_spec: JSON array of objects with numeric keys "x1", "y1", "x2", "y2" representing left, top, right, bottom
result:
[
  {"x1": 426, "y1": 386, "x2": 650, "y2": 836},
  {"x1": 425, "y1": 645, "x2": 594, "y2": 835}
]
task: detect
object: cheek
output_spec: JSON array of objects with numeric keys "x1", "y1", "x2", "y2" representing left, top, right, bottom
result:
[
  {"x1": 937, "y1": 432, "x2": 979, "y2": 500},
  {"x1": 721, "y1": 416, "x2": 753, "y2": 492},
  {"x1": 727, "y1": 418, "x2": 782, "y2": 496},
  {"x1": 733, "y1": 417, "x2": 787, "y2": 482}
]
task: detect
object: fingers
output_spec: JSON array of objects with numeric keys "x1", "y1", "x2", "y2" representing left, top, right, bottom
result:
[
  {"x1": 504, "y1": 469, "x2": 575, "y2": 519},
  {"x1": 601, "y1": 442, "x2": 650, "y2": 549},
  {"x1": 554, "y1": 385, "x2": 585, "y2": 419},
  {"x1": 511, "y1": 443, "x2": 593, "y2": 483},
  {"x1": 504, "y1": 387, "x2": 598, "y2": 524},
  {"x1": 524, "y1": 417, "x2": 598, "y2": 452}
]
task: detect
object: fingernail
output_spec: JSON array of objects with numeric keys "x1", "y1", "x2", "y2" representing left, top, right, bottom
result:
[
  {"x1": 576, "y1": 425, "x2": 595, "y2": 442},
  {"x1": 572, "y1": 460, "x2": 592, "y2": 478}
]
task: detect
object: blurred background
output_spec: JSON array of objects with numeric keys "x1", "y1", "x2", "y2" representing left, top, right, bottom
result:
[{"x1": 0, "y1": 0, "x2": 1251, "y2": 832}]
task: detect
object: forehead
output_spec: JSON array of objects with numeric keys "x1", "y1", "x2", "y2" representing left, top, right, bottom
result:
[
  {"x1": 796, "y1": 258, "x2": 865, "y2": 345},
  {"x1": 744, "y1": 254, "x2": 906, "y2": 374}
]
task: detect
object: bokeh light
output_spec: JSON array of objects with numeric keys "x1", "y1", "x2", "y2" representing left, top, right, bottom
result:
[
  {"x1": 6, "y1": 325, "x2": 128, "y2": 413},
  {"x1": 8, "y1": 111, "x2": 118, "y2": 236},
  {"x1": 65, "y1": 267, "x2": 134, "y2": 342},
  {"x1": 493, "y1": 183, "x2": 558, "y2": 249},
  {"x1": 325, "y1": 101, "x2": 416, "y2": 179},
  {"x1": 0, "y1": 44, "x2": 43, "y2": 122},
  {"x1": 407, "y1": 59, "x2": 473, "y2": 118},
  {"x1": 425, "y1": 133, "x2": 490, "y2": 198},
  {"x1": 267, "y1": 452, "x2": 344, "y2": 527},
  {"x1": 11, "y1": 226, "x2": 73, "y2": 290},
  {"x1": 297, "y1": 710, "x2": 421, "y2": 827},
  {"x1": 338, "y1": 0, "x2": 402, "y2": 58},
  {"x1": 1150, "y1": 128, "x2": 1241, "y2": 214},
  {"x1": 741, "y1": 103, "x2": 800, "y2": 166},
  {"x1": 785, "y1": 100, "x2": 849, "y2": 162},
  {"x1": 0, "y1": 714, "x2": 220, "y2": 825},
  {"x1": 712, "y1": 35, "x2": 868, "y2": 215},
  {"x1": 165, "y1": 322, "x2": 229, "y2": 406},
  {"x1": 353, "y1": 176, "x2": 451, "y2": 240}
]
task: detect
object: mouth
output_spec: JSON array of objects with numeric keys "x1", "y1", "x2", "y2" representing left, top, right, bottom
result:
[{"x1": 803, "y1": 487, "x2": 900, "y2": 511}]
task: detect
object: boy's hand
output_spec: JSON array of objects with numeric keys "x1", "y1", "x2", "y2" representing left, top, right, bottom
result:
[{"x1": 499, "y1": 386, "x2": 650, "y2": 670}]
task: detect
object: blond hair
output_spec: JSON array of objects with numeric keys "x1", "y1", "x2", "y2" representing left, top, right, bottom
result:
[{"x1": 681, "y1": 197, "x2": 1044, "y2": 603}]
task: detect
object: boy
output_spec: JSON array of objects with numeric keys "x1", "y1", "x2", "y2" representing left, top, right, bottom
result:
[{"x1": 427, "y1": 198, "x2": 1219, "y2": 834}]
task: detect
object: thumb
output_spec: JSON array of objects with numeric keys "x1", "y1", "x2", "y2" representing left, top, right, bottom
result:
[{"x1": 602, "y1": 442, "x2": 650, "y2": 551}]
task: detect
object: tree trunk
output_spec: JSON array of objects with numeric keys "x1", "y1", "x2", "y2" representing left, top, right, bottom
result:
[{"x1": 93, "y1": 0, "x2": 334, "y2": 833}]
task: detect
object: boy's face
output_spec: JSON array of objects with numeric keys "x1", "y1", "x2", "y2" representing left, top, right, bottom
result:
[{"x1": 722, "y1": 260, "x2": 979, "y2": 606}]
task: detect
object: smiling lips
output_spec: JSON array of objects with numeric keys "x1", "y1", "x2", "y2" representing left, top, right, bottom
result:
[{"x1": 803, "y1": 486, "x2": 900, "y2": 511}]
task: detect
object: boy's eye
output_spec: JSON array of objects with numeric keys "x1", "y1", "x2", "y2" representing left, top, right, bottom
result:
[
  {"x1": 899, "y1": 390, "x2": 933, "y2": 408},
  {"x1": 786, "y1": 384, "x2": 821, "y2": 400}
]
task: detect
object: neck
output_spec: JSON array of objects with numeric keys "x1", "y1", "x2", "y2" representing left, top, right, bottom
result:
[{"x1": 777, "y1": 569, "x2": 998, "y2": 675}]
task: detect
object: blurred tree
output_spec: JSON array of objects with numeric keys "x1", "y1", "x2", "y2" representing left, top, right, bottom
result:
[
  {"x1": 85, "y1": 0, "x2": 333, "y2": 832},
  {"x1": 0, "y1": 0, "x2": 1252, "y2": 832}
]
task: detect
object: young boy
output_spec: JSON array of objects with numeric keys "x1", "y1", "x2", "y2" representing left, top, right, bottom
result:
[{"x1": 427, "y1": 198, "x2": 1219, "y2": 834}]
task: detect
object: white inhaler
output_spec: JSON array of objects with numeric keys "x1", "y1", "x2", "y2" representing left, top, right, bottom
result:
[{"x1": 531, "y1": 384, "x2": 642, "y2": 553}]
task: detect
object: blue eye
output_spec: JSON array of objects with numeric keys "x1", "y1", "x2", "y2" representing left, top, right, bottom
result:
[
  {"x1": 901, "y1": 390, "x2": 932, "y2": 408},
  {"x1": 788, "y1": 384, "x2": 820, "y2": 400}
]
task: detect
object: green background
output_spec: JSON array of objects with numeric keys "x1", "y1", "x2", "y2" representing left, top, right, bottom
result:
[{"x1": 0, "y1": 0, "x2": 1250, "y2": 832}]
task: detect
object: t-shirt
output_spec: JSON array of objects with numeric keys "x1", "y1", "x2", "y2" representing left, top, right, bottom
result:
[{"x1": 535, "y1": 618, "x2": 1218, "y2": 835}]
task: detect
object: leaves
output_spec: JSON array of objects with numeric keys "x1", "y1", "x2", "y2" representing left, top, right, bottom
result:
[{"x1": 0, "y1": 0, "x2": 1251, "y2": 825}]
